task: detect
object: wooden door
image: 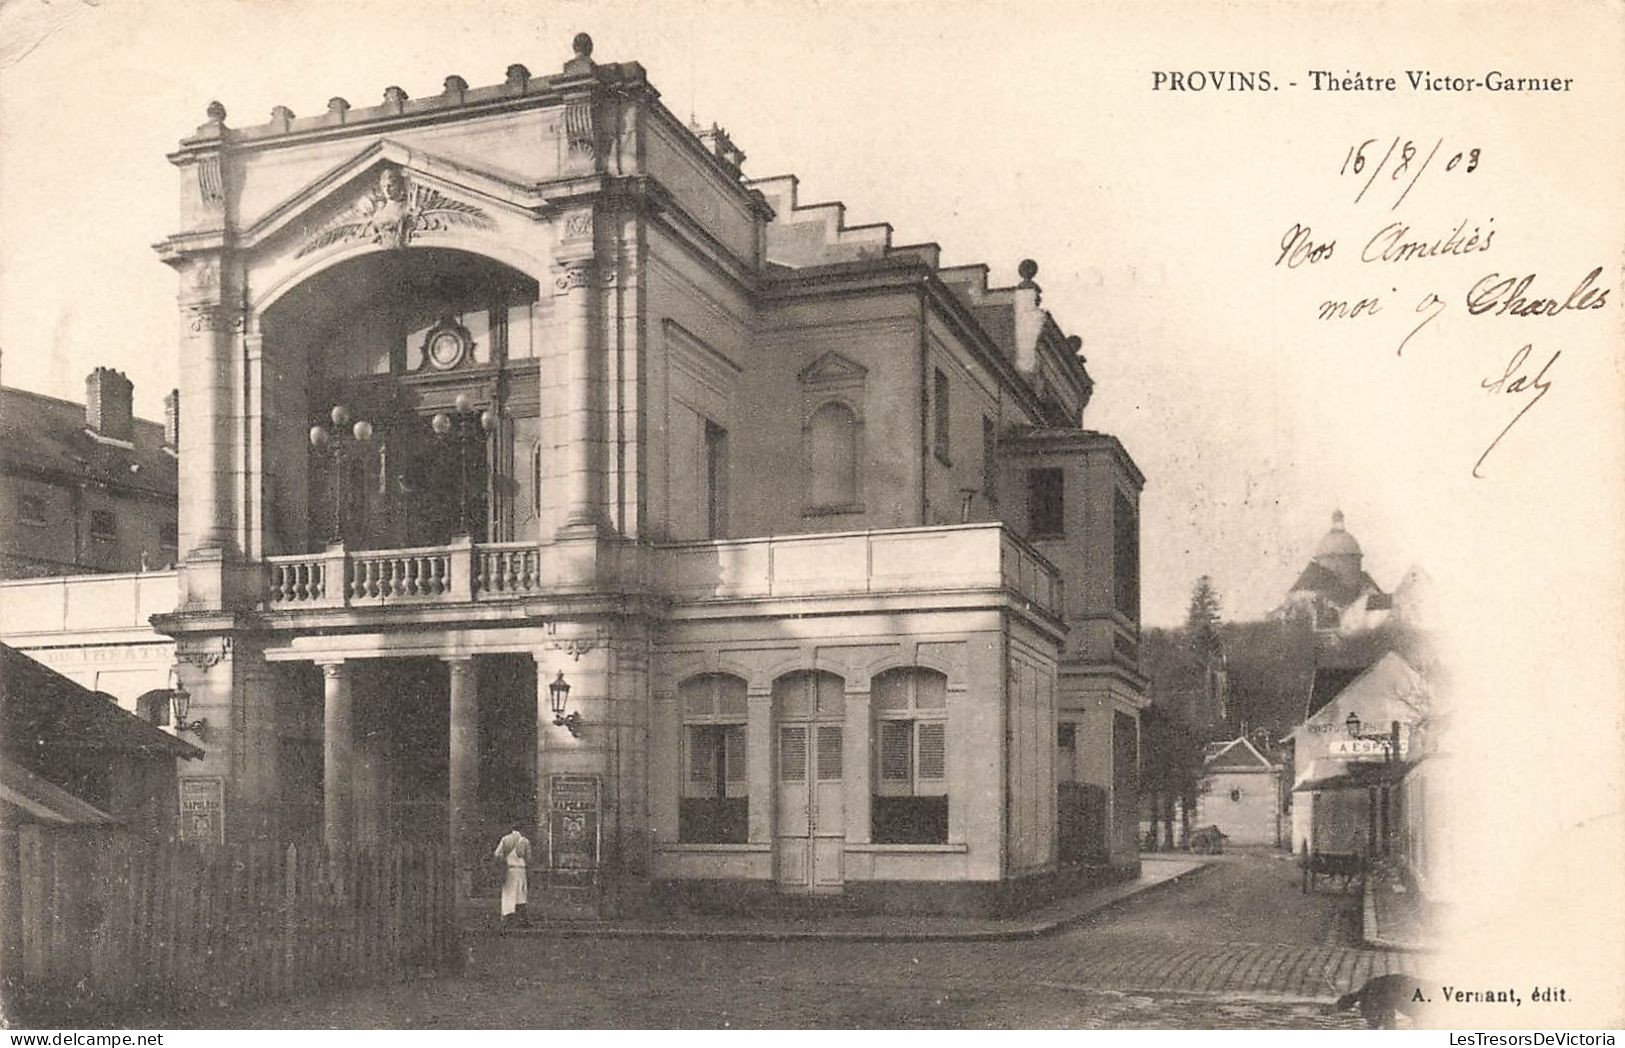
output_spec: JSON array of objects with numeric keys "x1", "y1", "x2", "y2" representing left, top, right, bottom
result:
[{"x1": 775, "y1": 722, "x2": 845, "y2": 892}]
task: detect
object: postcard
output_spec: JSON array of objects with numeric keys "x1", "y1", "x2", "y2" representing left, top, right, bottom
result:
[{"x1": 0, "y1": 0, "x2": 1619, "y2": 1032}]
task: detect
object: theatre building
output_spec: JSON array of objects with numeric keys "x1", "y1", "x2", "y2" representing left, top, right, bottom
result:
[{"x1": 130, "y1": 35, "x2": 1147, "y2": 915}]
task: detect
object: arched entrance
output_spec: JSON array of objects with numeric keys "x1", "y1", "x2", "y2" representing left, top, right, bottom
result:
[{"x1": 259, "y1": 248, "x2": 544, "y2": 556}]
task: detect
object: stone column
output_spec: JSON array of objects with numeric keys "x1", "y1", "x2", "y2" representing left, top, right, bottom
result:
[
  {"x1": 320, "y1": 661, "x2": 353, "y2": 854},
  {"x1": 746, "y1": 690, "x2": 774, "y2": 844},
  {"x1": 446, "y1": 656, "x2": 479, "y2": 899},
  {"x1": 553, "y1": 257, "x2": 605, "y2": 534},
  {"x1": 179, "y1": 296, "x2": 241, "y2": 554},
  {"x1": 843, "y1": 687, "x2": 872, "y2": 844}
]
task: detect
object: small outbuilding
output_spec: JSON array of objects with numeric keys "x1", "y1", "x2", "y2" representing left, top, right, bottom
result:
[
  {"x1": 0, "y1": 644, "x2": 202, "y2": 839},
  {"x1": 1195, "y1": 736, "x2": 1283, "y2": 847}
]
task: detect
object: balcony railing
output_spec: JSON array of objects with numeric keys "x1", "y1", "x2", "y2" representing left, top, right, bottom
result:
[
  {"x1": 657, "y1": 523, "x2": 1063, "y2": 618},
  {"x1": 261, "y1": 524, "x2": 1061, "y2": 617},
  {"x1": 265, "y1": 541, "x2": 543, "y2": 608}
]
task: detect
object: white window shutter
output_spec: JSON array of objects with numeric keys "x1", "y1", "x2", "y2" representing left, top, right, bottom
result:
[
  {"x1": 725, "y1": 726, "x2": 747, "y2": 783},
  {"x1": 880, "y1": 720, "x2": 912, "y2": 782},
  {"x1": 688, "y1": 726, "x2": 715, "y2": 785},
  {"x1": 918, "y1": 721, "x2": 946, "y2": 781}
]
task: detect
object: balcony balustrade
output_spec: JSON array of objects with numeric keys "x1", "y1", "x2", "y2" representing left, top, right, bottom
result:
[
  {"x1": 259, "y1": 523, "x2": 1061, "y2": 616},
  {"x1": 265, "y1": 541, "x2": 543, "y2": 608},
  {"x1": 657, "y1": 522, "x2": 1063, "y2": 617}
]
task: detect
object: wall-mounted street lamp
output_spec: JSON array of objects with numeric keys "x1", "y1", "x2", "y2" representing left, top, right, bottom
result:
[
  {"x1": 1344, "y1": 711, "x2": 1400, "y2": 763},
  {"x1": 169, "y1": 668, "x2": 206, "y2": 734},
  {"x1": 431, "y1": 392, "x2": 494, "y2": 538},
  {"x1": 309, "y1": 404, "x2": 374, "y2": 544},
  {"x1": 549, "y1": 670, "x2": 581, "y2": 737}
]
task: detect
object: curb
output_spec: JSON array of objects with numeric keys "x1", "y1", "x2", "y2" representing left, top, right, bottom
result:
[
  {"x1": 474, "y1": 860, "x2": 1216, "y2": 944},
  {"x1": 1361, "y1": 869, "x2": 1433, "y2": 953}
]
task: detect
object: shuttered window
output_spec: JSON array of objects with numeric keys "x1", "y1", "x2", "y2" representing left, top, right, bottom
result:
[
  {"x1": 879, "y1": 720, "x2": 911, "y2": 782},
  {"x1": 917, "y1": 722, "x2": 946, "y2": 781},
  {"x1": 871, "y1": 667, "x2": 950, "y2": 801},
  {"x1": 817, "y1": 726, "x2": 843, "y2": 781},
  {"x1": 678, "y1": 674, "x2": 749, "y2": 844},
  {"x1": 725, "y1": 727, "x2": 746, "y2": 785},
  {"x1": 780, "y1": 727, "x2": 807, "y2": 782},
  {"x1": 688, "y1": 727, "x2": 716, "y2": 785}
]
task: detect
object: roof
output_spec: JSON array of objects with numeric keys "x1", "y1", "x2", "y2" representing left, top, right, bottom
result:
[
  {"x1": 0, "y1": 386, "x2": 177, "y2": 499},
  {"x1": 1286, "y1": 561, "x2": 1381, "y2": 608},
  {"x1": 1288, "y1": 651, "x2": 1428, "y2": 747},
  {"x1": 1204, "y1": 736, "x2": 1278, "y2": 771},
  {"x1": 0, "y1": 644, "x2": 202, "y2": 761},
  {"x1": 0, "y1": 754, "x2": 119, "y2": 825},
  {"x1": 1306, "y1": 664, "x2": 1367, "y2": 719},
  {"x1": 1292, "y1": 758, "x2": 1417, "y2": 792}
]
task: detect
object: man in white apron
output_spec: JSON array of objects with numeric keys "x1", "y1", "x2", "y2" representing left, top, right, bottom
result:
[{"x1": 493, "y1": 819, "x2": 531, "y2": 927}]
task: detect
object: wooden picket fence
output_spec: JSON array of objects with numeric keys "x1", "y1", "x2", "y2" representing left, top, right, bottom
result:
[{"x1": 9, "y1": 824, "x2": 459, "y2": 1016}]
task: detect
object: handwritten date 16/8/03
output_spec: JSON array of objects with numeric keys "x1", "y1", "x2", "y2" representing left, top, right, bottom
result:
[{"x1": 1340, "y1": 137, "x2": 1481, "y2": 210}]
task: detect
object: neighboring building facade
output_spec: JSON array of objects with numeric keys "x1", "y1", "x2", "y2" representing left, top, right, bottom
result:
[
  {"x1": 1284, "y1": 651, "x2": 1428, "y2": 855},
  {"x1": 2, "y1": 35, "x2": 1148, "y2": 915},
  {"x1": 0, "y1": 365, "x2": 179, "y2": 578},
  {"x1": 1194, "y1": 736, "x2": 1282, "y2": 847}
]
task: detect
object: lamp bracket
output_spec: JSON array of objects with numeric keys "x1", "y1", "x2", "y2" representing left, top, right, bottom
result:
[{"x1": 177, "y1": 638, "x2": 232, "y2": 670}]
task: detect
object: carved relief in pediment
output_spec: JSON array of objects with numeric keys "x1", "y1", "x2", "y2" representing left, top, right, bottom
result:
[{"x1": 296, "y1": 165, "x2": 495, "y2": 258}]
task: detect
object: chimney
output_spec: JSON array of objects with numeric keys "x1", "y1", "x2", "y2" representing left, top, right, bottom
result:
[
  {"x1": 86, "y1": 368, "x2": 134, "y2": 441},
  {"x1": 164, "y1": 389, "x2": 180, "y2": 449}
]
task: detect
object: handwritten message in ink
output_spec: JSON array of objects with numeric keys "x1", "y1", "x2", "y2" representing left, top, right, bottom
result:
[{"x1": 1271, "y1": 137, "x2": 1611, "y2": 477}]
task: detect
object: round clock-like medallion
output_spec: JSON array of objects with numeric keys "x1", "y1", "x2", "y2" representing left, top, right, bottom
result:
[{"x1": 422, "y1": 318, "x2": 472, "y2": 371}]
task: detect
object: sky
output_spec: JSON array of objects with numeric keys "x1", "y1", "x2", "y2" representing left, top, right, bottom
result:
[
  {"x1": 2, "y1": 0, "x2": 1622, "y2": 1019},
  {"x1": 0, "y1": 0, "x2": 1617, "y2": 630}
]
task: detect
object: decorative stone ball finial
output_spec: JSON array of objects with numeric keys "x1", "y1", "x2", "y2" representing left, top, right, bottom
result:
[
  {"x1": 1017, "y1": 258, "x2": 1039, "y2": 284},
  {"x1": 327, "y1": 97, "x2": 351, "y2": 113},
  {"x1": 205, "y1": 100, "x2": 227, "y2": 123},
  {"x1": 444, "y1": 75, "x2": 469, "y2": 96},
  {"x1": 573, "y1": 33, "x2": 594, "y2": 59},
  {"x1": 505, "y1": 63, "x2": 531, "y2": 89},
  {"x1": 384, "y1": 85, "x2": 409, "y2": 106}
]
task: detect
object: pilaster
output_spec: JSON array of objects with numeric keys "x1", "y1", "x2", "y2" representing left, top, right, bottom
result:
[
  {"x1": 745, "y1": 689, "x2": 774, "y2": 845},
  {"x1": 843, "y1": 687, "x2": 872, "y2": 845}
]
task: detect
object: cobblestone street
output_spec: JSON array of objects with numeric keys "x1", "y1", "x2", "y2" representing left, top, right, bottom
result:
[{"x1": 184, "y1": 849, "x2": 1415, "y2": 1029}]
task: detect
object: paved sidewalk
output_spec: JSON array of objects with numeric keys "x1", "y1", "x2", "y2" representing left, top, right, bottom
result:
[
  {"x1": 465, "y1": 856, "x2": 1211, "y2": 942},
  {"x1": 1362, "y1": 861, "x2": 1437, "y2": 951}
]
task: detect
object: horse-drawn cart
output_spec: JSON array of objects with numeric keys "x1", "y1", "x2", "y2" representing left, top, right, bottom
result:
[
  {"x1": 1300, "y1": 847, "x2": 1366, "y2": 892},
  {"x1": 1299, "y1": 786, "x2": 1369, "y2": 892}
]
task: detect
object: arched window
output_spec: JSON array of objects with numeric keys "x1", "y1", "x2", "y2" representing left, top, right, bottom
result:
[
  {"x1": 871, "y1": 667, "x2": 949, "y2": 844},
  {"x1": 807, "y1": 401, "x2": 859, "y2": 510},
  {"x1": 678, "y1": 674, "x2": 749, "y2": 843}
]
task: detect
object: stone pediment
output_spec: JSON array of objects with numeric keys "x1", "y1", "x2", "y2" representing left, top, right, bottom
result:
[
  {"x1": 798, "y1": 350, "x2": 867, "y2": 388},
  {"x1": 235, "y1": 139, "x2": 550, "y2": 259}
]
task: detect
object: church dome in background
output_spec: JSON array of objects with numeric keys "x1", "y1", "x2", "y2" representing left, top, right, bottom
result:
[{"x1": 1313, "y1": 510, "x2": 1362, "y2": 560}]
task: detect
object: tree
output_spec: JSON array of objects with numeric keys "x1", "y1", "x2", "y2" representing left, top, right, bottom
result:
[
  {"x1": 1139, "y1": 704, "x2": 1206, "y2": 851},
  {"x1": 1186, "y1": 575, "x2": 1224, "y2": 663}
]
